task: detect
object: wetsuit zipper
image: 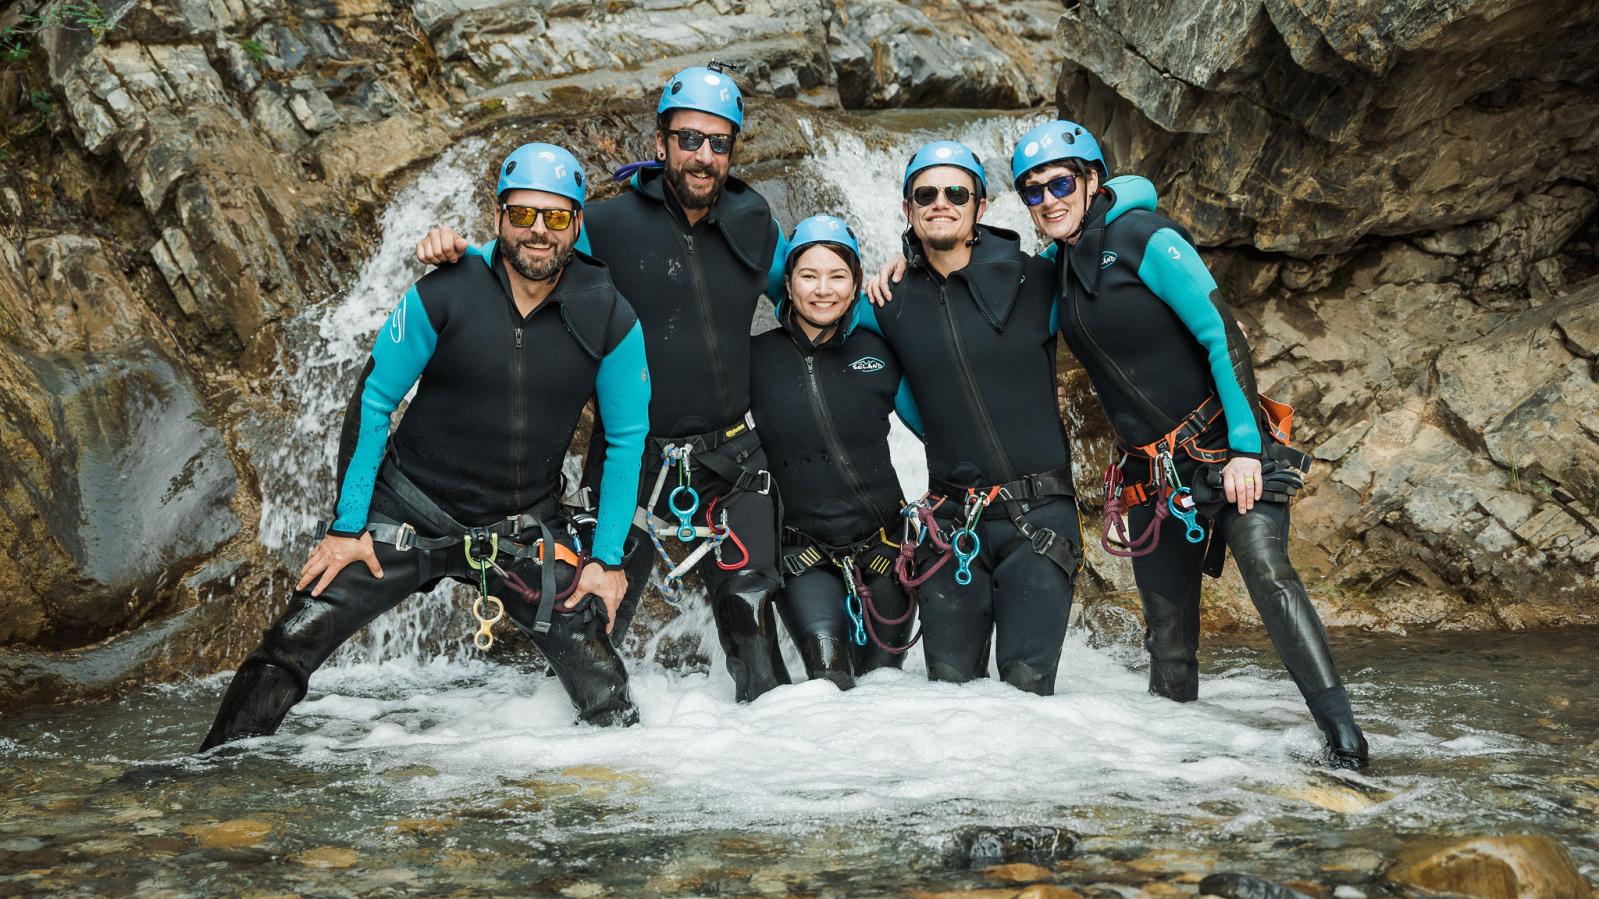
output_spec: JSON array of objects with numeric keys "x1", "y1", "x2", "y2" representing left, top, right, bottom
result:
[
  {"x1": 1065, "y1": 276, "x2": 1173, "y2": 439},
  {"x1": 679, "y1": 230, "x2": 733, "y2": 428},
  {"x1": 512, "y1": 325, "x2": 525, "y2": 509},
  {"x1": 803, "y1": 352, "x2": 876, "y2": 526},
  {"x1": 938, "y1": 280, "x2": 1017, "y2": 484}
]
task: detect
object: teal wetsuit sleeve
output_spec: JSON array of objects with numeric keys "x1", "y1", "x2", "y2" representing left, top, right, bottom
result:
[
  {"x1": 590, "y1": 321, "x2": 651, "y2": 565},
  {"x1": 765, "y1": 217, "x2": 788, "y2": 302},
  {"x1": 1136, "y1": 228, "x2": 1262, "y2": 456},
  {"x1": 853, "y1": 298, "x2": 884, "y2": 337},
  {"x1": 329, "y1": 286, "x2": 439, "y2": 535},
  {"x1": 1040, "y1": 242, "x2": 1059, "y2": 262},
  {"x1": 893, "y1": 375, "x2": 924, "y2": 438}
]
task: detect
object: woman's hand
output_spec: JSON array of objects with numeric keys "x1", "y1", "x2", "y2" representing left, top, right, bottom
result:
[
  {"x1": 1221, "y1": 456, "x2": 1264, "y2": 516},
  {"x1": 571, "y1": 563, "x2": 628, "y2": 634}
]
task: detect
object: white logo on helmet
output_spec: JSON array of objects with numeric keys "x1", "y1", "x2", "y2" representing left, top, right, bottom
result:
[
  {"x1": 703, "y1": 74, "x2": 721, "y2": 86},
  {"x1": 825, "y1": 218, "x2": 841, "y2": 230},
  {"x1": 934, "y1": 146, "x2": 954, "y2": 159},
  {"x1": 554, "y1": 164, "x2": 567, "y2": 179},
  {"x1": 719, "y1": 88, "x2": 730, "y2": 102},
  {"x1": 1023, "y1": 141, "x2": 1040, "y2": 158},
  {"x1": 538, "y1": 151, "x2": 556, "y2": 162}
]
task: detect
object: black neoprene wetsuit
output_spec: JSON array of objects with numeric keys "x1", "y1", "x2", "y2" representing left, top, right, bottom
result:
[
  {"x1": 749, "y1": 297, "x2": 918, "y2": 686},
  {"x1": 857, "y1": 223, "x2": 1082, "y2": 695},
  {"x1": 574, "y1": 165, "x2": 792, "y2": 702},
  {"x1": 1055, "y1": 176, "x2": 1365, "y2": 765},
  {"x1": 201, "y1": 247, "x2": 653, "y2": 749}
]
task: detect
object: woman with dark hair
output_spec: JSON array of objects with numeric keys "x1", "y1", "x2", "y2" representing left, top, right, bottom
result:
[
  {"x1": 750, "y1": 215, "x2": 920, "y2": 688},
  {"x1": 1011, "y1": 120, "x2": 1368, "y2": 768}
]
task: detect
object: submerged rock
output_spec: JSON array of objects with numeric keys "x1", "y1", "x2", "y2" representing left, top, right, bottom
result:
[
  {"x1": 1388, "y1": 835, "x2": 1588, "y2": 899},
  {"x1": 947, "y1": 826, "x2": 1078, "y2": 869},
  {"x1": 1197, "y1": 872, "x2": 1314, "y2": 899}
]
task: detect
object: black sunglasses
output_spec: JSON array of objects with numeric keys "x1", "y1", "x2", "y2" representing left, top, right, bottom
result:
[
  {"x1": 1020, "y1": 174, "x2": 1078, "y2": 207},
  {"x1": 668, "y1": 128, "x2": 735, "y2": 155},
  {"x1": 911, "y1": 185, "x2": 973, "y2": 207}
]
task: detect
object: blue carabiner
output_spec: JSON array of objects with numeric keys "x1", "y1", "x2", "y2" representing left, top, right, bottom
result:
[
  {"x1": 844, "y1": 590, "x2": 867, "y2": 646},
  {"x1": 952, "y1": 527, "x2": 981, "y2": 586},
  {"x1": 668, "y1": 485, "x2": 700, "y2": 541},
  {"x1": 1168, "y1": 487, "x2": 1206, "y2": 544}
]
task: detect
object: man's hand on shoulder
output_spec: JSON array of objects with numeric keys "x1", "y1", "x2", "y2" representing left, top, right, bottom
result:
[{"x1": 416, "y1": 227, "x2": 468, "y2": 266}]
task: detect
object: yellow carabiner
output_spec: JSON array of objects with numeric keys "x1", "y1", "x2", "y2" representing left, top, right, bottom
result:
[
  {"x1": 471, "y1": 594, "x2": 505, "y2": 650},
  {"x1": 464, "y1": 533, "x2": 500, "y2": 570}
]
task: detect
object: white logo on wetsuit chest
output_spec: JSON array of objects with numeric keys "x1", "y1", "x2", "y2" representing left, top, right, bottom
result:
[
  {"x1": 849, "y1": 356, "x2": 886, "y2": 373},
  {"x1": 1101, "y1": 251, "x2": 1117, "y2": 268}
]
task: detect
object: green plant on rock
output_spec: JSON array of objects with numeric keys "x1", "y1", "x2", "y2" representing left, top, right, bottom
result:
[
  {"x1": 2, "y1": 2, "x2": 113, "y2": 67},
  {"x1": 238, "y1": 38, "x2": 267, "y2": 65}
]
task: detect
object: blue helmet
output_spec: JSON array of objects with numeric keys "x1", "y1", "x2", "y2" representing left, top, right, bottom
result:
[
  {"x1": 497, "y1": 142, "x2": 586, "y2": 208},
  {"x1": 1010, "y1": 120, "x2": 1107, "y2": 189},
  {"x1": 784, "y1": 214, "x2": 861, "y2": 272},
  {"x1": 658, "y1": 64, "x2": 745, "y2": 132},
  {"x1": 902, "y1": 140, "x2": 987, "y2": 199}
]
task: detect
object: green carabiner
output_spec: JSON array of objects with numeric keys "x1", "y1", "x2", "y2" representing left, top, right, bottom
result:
[{"x1": 463, "y1": 533, "x2": 500, "y2": 570}]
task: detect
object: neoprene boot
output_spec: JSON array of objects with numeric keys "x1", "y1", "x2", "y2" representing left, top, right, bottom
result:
[
  {"x1": 199, "y1": 660, "x2": 306, "y2": 751},
  {"x1": 1309, "y1": 686, "x2": 1369, "y2": 770},
  {"x1": 999, "y1": 660, "x2": 1054, "y2": 696},
  {"x1": 532, "y1": 599, "x2": 638, "y2": 727},
  {"x1": 799, "y1": 635, "x2": 855, "y2": 691},
  {"x1": 1140, "y1": 588, "x2": 1199, "y2": 702},
  {"x1": 710, "y1": 571, "x2": 790, "y2": 702}
]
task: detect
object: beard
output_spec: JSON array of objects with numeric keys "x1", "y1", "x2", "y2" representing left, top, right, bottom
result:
[
  {"x1": 504, "y1": 233, "x2": 575, "y2": 282},
  {"x1": 666, "y1": 160, "x2": 726, "y2": 210},
  {"x1": 925, "y1": 233, "x2": 962, "y2": 252}
]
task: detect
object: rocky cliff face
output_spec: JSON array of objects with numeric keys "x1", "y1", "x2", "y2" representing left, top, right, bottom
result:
[
  {"x1": 0, "y1": 0, "x2": 1594, "y2": 710},
  {"x1": 0, "y1": 0, "x2": 1063, "y2": 710},
  {"x1": 1058, "y1": 0, "x2": 1599, "y2": 632}
]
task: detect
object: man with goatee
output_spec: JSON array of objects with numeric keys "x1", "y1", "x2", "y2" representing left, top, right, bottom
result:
[
  {"x1": 415, "y1": 63, "x2": 792, "y2": 702},
  {"x1": 202, "y1": 143, "x2": 651, "y2": 749}
]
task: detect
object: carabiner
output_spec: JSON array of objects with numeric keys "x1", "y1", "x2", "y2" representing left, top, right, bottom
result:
[
  {"x1": 668, "y1": 484, "x2": 700, "y2": 541},
  {"x1": 951, "y1": 527, "x2": 981, "y2": 586},
  {"x1": 1168, "y1": 487, "x2": 1206, "y2": 544}
]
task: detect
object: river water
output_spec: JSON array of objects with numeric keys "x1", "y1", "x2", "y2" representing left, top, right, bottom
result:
[{"x1": 3, "y1": 112, "x2": 1596, "y2": 895}]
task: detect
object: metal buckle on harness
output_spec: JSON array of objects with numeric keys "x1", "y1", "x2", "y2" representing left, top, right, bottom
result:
[
  {"x1": 1029, "y1": 527, "x2": 1057, "y2": 556},
  {"x1": 745, "y1": 469, "x2": 773, "y2": 495},
  {"x1": 394, "y1": 522, "x2": 416, "y2": 552},
  {"x1": 782, "y1": 554, "x2": 809, "y2": 577}
]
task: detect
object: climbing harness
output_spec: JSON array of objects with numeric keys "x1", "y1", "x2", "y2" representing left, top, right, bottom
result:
[
  {"x1": 633, "y1": 416, "x2": 768, "y2": 606},
  {"x1": 1101, "y1": 393, "x2": 1301, "y2": 557},
  {"x1": 783, "y1": 527, "x2": 921, "y2": 654},
  {"x1": 317, "y1": 455, "x2": 594, "y2": 650}
]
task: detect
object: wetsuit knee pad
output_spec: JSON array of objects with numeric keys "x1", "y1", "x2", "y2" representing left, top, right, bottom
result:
[
  {"x1": 927, "y1": 659, "x2": 980, "y2": 684},
  {"x1": 799, "y1": 634, "x2": 855, "y2": 690},
  {"x1": 999, "y1": 660, "x2": 1054, "y2": 696},
  {"x1": 1227, "y1": 511, "x2": 1297, "y2": 585},
  {"x1": 712, "y1": 570, "x2": 779, "y2": 607}
]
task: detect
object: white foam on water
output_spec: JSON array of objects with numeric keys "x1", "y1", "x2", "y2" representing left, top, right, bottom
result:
[{"x1": 270, "y1": 632, "x2": 1336, "y2": 832}]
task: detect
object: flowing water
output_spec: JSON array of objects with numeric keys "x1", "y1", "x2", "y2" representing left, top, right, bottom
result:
[{"x1": 4, "y1": 112, "x2": 1597, "y2": 896}]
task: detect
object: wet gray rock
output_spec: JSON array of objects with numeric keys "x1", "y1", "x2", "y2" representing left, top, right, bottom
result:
[
  {"x1": 946, "y1": 825, "x2": 1078, "y2": 869},
  {"x1": 1199, "y1": 872, "x2": 1313, "y2": 899},
  {"x1": 832, "y1": 0, "x2": 1063, "y2": 108},
  {"x1": 0, "y1": 341, "x2": 238, "y2": 650},
  {"x1": 1058, "y1": 0, "x2": 1599, "y2": 255}
]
